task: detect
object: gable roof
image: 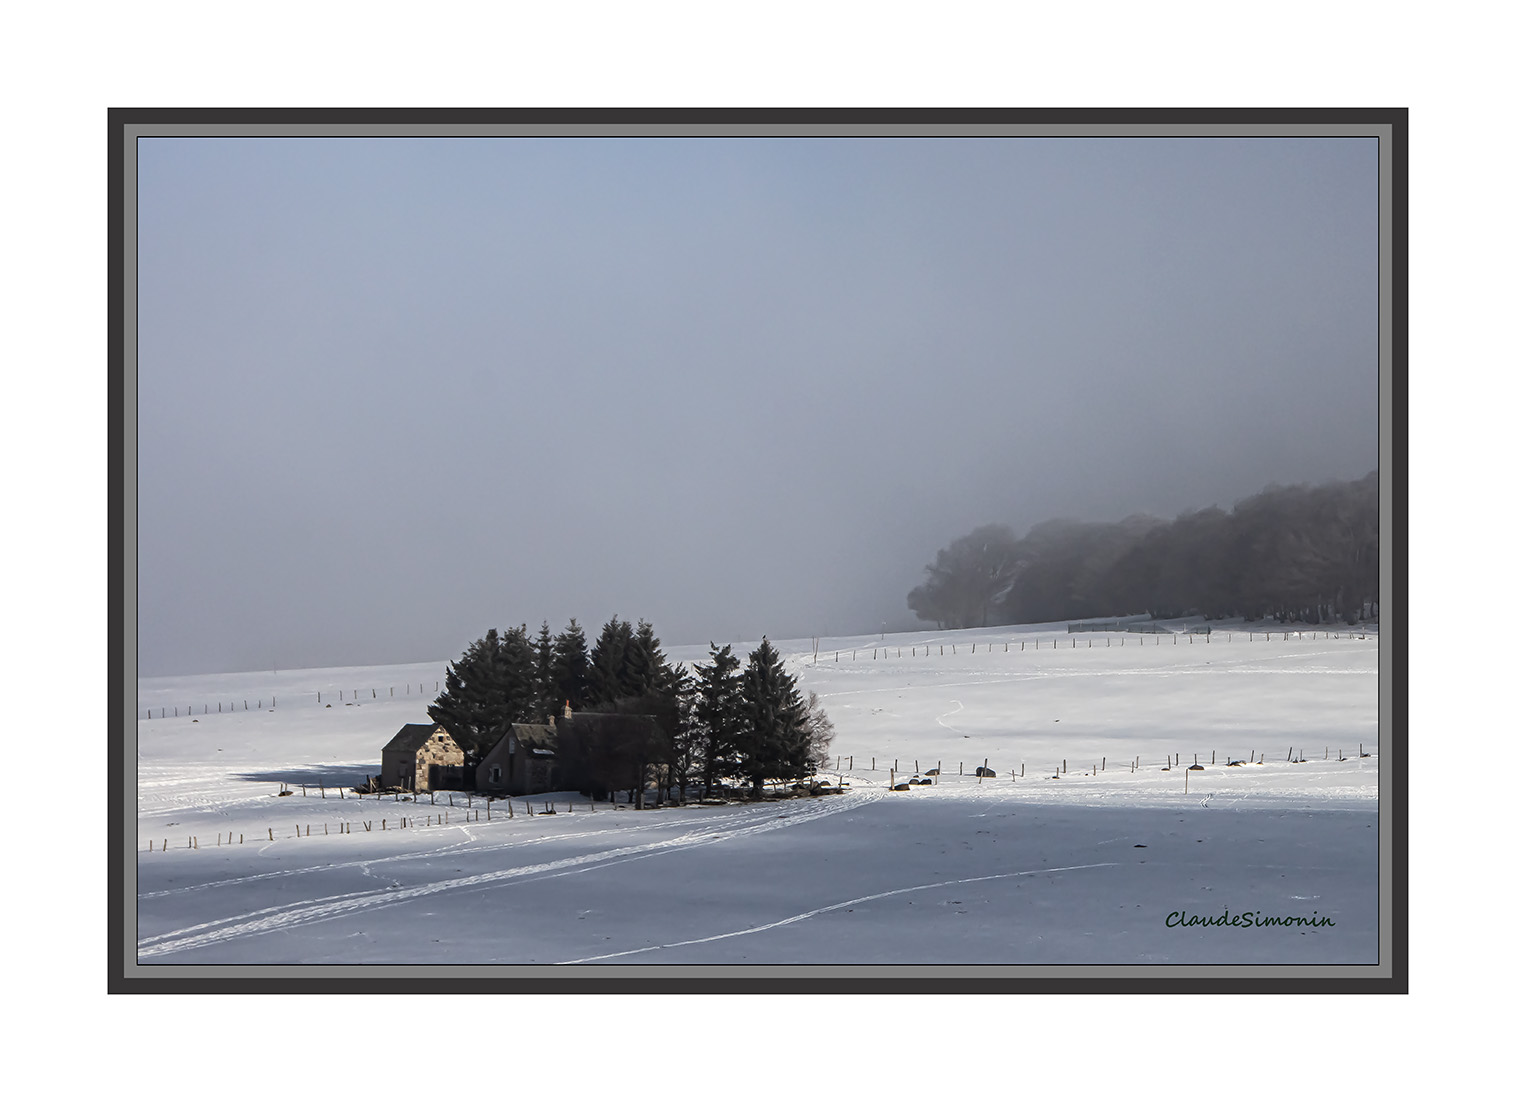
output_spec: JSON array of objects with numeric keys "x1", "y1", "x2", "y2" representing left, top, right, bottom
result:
[
  {"x1": 509, "y1": 723, "x2": 557, "y2": 749},
  {"x1": 475, "y1": 723, "x2": 558, "y2": 768},
  {"x1": 382, "y1": 722, "x2": 446, "y2": 753}
]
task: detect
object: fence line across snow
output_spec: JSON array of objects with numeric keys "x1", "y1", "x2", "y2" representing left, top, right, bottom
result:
[{"x1": 142, "y1": 635, "x2": 1377, "y2": 720}]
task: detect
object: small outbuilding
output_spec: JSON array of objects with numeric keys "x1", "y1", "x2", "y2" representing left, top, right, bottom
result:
[{"x1": 381, "y1": 722, "x2": 467, "y2": 792}]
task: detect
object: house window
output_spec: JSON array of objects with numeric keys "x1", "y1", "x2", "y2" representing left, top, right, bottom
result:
[{"x1": 490, "y1": 766, "x2": 501, "y2": 783}]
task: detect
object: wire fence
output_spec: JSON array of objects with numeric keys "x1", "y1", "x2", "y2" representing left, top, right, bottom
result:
[
  {"x1": 826, "y1": 740, "x2": 1375, "y2": 792},
  {"x1": 143, "y1": 736, "x2": 1376, "y2": 852},
  {"x1": 142, "y1": 788, "x2": 589, "y2": 851},
  {"x1": 141, "y1": 631, "x2": 1377, "y2": 719},
  {"x1": 141, "y1": 682, "x2": 443, "y2": 720},
  {"x1": 808, "y1": 627, "x2": 1375, "y2": 664}
]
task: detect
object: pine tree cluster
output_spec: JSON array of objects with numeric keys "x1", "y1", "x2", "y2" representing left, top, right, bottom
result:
[{"x1": 429, "y1": 620, "x2": 832, "y2": 800}]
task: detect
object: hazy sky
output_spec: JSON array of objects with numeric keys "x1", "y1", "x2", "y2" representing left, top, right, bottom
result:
[{"x1": 136, "y1": 135, "x2": 1380, "y2": 675}]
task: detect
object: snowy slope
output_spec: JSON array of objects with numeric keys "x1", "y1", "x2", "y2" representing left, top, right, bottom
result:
[{"x1": 134, "y1": 621, "x2": 1380, "y2": 966}]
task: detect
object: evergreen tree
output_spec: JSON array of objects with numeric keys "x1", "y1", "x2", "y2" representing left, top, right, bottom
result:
[
  {"x1": 623, "y1": 618, "x2": 671, "y2": 698},
  {"x1": 551, "y1": 619, "x2": 591, "y2": 714},
  {"x1": 428, "y1": 629, "x2": 516, "y2": 748},
  {"x1": 532, "y1": 620, "x2": 555, "y2": 722},
  {"x1": 692, "y1": 642, "x2": 743, "y2": 794},
  {"x1": 736, "y1": 637, "x2": 809, "y2": 795},
  {"x1": 494, "y1": 625, "x2": 537, "y2": 724},
  {"x1": 663, "y1": 663, "x2": 698, "y2": 803},
  {"x1": 587, "y1": 616, "x2": 634, "y2": 706}
]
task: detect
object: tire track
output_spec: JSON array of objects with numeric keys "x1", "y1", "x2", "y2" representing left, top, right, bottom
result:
[
  {"x1": 138, "y1": 791, "x2": 881, "y2": 958},
  {"x1": 559, "y1": 860, "x2": 1121, "y2": 963},
  {"x1": 139, "y1": 800, "x2": 785, "y2": 899},
  {"x1": 935, "y1": 699, "x2": 965, "y2": 733}
]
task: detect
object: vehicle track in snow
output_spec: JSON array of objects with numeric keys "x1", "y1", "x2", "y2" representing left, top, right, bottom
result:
[
  {"x1": 559, "y1": 860, "x2": 1121, "y2": 963},
  {"x1": 934, "y1": 699, "x2": 965, "y2": 733},
  {"x1": 138, "y1": 797, "x2": 806, "y2": 899},
  {"x1": 137, "y1": 790, "x2": 882, "y2": 958}
]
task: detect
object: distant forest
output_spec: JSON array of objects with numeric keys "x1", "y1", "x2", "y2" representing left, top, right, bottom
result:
[{"x1": 908, "y1": 471, "x2": 1379, "y2": 629}]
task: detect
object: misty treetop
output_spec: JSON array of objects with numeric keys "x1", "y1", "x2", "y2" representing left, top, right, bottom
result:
[
  {"x1": 906, "y1": 524, "x2": 1023, "y2": 631},
  {"x1": 909, "y1": 471, "x2": 1379, "y2": 628}
]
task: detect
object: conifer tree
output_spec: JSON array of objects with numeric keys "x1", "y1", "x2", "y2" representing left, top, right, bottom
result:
[
  {"x1": 498, "y1": 624, "x2": 538, "y2": 724},
  {"x1": 533, "y1": 620, "x2": 555, "y2": 722},
  {"x1": 693, "y1": 642, "x2": 743, "y2": 794},
  {"x1": 736, "y1": 637, "x2": 808, "y2": 795},
  {"x1": 551, "y1": 619, "x2": 592, "y2": 714},
  {"x1": 428, "y1": 629, "x2": 515, "y2": 748},
  {"x1": 587, "y1": 616, "x2": 633, "y2": 706},
  {"x1": 623, "y1": 618, "x2": 671, "y2": 698},
  {"x1": 664, "y1": 662, "x2": 698, "y2": 803}
]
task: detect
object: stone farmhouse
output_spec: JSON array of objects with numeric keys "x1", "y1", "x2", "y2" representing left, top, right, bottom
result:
[
  {"x1": 380, "y1": 719, "x2": 559, "y2": 795},
  {"x1": 379, "y1": 701, "x2": 670, "y2": 799}
]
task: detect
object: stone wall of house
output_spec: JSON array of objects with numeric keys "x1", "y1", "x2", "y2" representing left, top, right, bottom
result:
[{"x1": 413, "y1": 732, "x2": 464, "y2": 792}]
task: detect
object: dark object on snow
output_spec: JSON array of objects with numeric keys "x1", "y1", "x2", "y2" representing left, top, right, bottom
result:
[
  {"x1": 892, "y1": 782, "x2": 911, "y2": 791},
  {"x1": 925, "y1": 768, "x2": 940, "y2": 776},
  {"x1": 1133, "y1": 844, "x2": 1147, "y2": 848},
  {"x1": 1188, "y1": 764, "x2": 1205, "y2": 771},
  {"x1": 975, "y1": 766, "x2": 996, "y2": 777}
]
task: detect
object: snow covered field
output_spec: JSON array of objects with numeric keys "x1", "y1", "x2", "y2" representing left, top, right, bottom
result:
[{"x1": 134, "y1": 621, "x2": 1381, "y2": 967}]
